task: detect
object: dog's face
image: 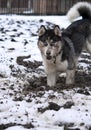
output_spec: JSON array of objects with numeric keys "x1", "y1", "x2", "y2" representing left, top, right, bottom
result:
[{"x1": 37, "y1": 25, "x2": 62, "y2": 60}]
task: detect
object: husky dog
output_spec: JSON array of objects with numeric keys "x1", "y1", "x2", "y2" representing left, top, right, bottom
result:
[{"x1": 37, "y1": 2, "x2": 91, "y2": 87}]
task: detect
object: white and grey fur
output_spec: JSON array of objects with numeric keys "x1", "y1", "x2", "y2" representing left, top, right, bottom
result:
[
  {"x1": 38, "y1": 2, "x2": 91, "y2": 87},
  {"x1": 67, "y1": 2, "x2": 91, "y2": 22}
]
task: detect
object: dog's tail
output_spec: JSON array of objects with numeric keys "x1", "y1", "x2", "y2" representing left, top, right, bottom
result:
[{"x1": 67, "y1": 2, "x2": 91, "y2": 22}]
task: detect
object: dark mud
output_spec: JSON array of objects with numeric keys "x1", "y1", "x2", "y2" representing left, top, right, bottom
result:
[
  {"x1": 17, "y1": 55, "x2": 42, "y2": 69},
  {"x1": 0, "y1": 123, "x2": 34, "y2": 130},
  {"x1": 1, "y1": 52, "x2": 91, "y2": 130},
  {"x1": 1, "y1": 61, "x2": 91, "y2": 128},
  {"x1": 15, "y1": 53, "x2": 91, "y2": 94},
  {"x1": 0, "y1": 19, "x2": 91, "y2": 130}
]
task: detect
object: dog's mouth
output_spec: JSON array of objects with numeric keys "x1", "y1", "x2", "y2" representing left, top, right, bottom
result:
[{"x1": 46, "y1": 55, "x2": 52, "y2": 60}]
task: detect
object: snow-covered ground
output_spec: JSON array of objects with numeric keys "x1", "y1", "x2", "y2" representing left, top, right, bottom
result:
[{"x1": 0, "y1": 15, "x2": 91, "y2": 130}]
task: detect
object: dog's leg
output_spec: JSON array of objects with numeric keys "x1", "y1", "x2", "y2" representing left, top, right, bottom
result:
[
  {"x1": 47, "y1": 72, "x2": 56, "y2": 87},
  {"x1": 66, "y1": 69, "x2": 75, "y2": 85}
]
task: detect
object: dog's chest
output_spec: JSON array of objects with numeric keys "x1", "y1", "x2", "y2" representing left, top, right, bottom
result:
[{"x1": 56, "y1": 55, "x2": 68, "y2": 72}]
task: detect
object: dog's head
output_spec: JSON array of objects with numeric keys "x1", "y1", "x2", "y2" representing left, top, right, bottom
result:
[{"x1": 37, "y1": 25, "x2": 62, "y2": 60}]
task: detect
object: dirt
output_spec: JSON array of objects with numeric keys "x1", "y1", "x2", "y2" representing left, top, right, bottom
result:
[
  {"x1": 1, "y1": 18, "x2": 91, "y2": 130},
  {"x1": 0, "y1": 123, "x2": 34, "y2": 130},
  {"x1": 14, "y1": 53, "x2": 91, "y2": 94},
  {"x1": 0, "y1": 52, "x2": 91, "y2": 130},
  {"x1": 17, "y1": 55, "x2": 42, "y2": 69}
]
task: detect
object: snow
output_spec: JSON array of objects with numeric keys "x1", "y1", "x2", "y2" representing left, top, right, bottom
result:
[{"x1": 0, "y1": 15, "x2": 91, "y2": 130}]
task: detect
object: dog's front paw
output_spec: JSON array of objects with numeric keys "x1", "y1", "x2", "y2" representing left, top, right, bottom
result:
[
  {"x1": 47, "y1": 81, "x2": 56, "y2": 87},
  {"x1": 47, "y1": 72, "x2": 56, "y2": 87},
  {"x1": 66, "y1": 79, "x2": 75, "y2": 85}
]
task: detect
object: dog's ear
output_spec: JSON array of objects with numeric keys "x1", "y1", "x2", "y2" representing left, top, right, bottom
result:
[
  {"x1": 54, "y1": 25, "x2": 61, "y2": 36},
  {"x1": 38, "y1": 25, "x2": 46, "y2": 36}
]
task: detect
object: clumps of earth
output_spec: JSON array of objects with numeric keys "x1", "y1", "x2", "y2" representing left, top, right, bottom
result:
[
  {"x1": 1, "y1": 54, "x2": 91, "y2": 129},
  {"x1": 0, "y1": 18, "x2": 91, "y2": 130},
  {"x1": 15, "y1": 52, "x2": 91, "y2": 93}
]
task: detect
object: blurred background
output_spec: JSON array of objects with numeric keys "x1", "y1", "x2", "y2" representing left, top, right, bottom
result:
[{"x1": 0, "y1": 0, "x2": 90, "y2": 15}]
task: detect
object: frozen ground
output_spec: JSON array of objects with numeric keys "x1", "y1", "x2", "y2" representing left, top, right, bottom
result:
[{"x1": 0, "y1": 15, "x2": 91, "y2": 130}]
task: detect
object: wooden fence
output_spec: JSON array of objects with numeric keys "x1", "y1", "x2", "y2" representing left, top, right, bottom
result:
[{"x1": 0, "y1": 0, "x2": 91, "y2": 15}]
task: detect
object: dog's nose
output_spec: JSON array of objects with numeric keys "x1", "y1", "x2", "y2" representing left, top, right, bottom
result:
[{"x1": 46, "y1": 51, "x2": 51, "y2": 55}]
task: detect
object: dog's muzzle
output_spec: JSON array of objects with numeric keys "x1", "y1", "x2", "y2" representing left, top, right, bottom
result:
[
  {"x1": 46, "y1": 49, "x2": 62, "y2": 61},
  {"x1": 46, "y1": 50, "x2": 52, "y2": 60}
]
